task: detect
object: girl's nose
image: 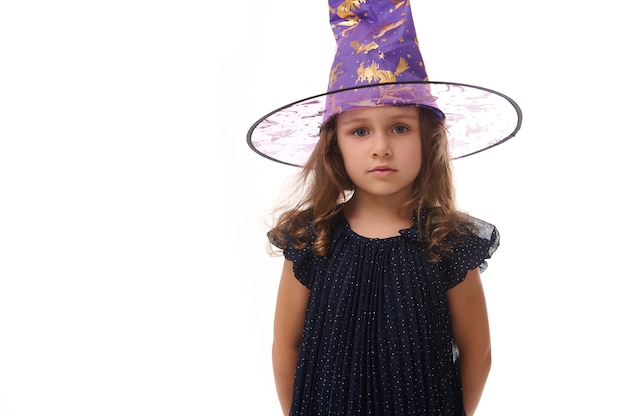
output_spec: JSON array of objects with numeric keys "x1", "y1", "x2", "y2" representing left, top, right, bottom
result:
[{"x1": 371, "y1": 133, "x2": 392, "y2": 157}]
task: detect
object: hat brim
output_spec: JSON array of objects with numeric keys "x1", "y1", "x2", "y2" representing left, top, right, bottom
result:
[{"x1": 247, "y1": 81, "x2": 522, "y2": 167}]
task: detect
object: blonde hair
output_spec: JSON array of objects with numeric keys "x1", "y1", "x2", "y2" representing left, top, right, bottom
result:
[{"x1": 268, "y1": 106, "x2": 469, "y2": 261}]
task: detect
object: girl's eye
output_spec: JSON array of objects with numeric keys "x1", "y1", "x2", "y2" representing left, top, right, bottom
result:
[
  {"x1": 392, "y1": 125, "x2": 409, "y2": 134},
  {"x1": 352, "y1": 128, "x2": 369, "y2": 137}
]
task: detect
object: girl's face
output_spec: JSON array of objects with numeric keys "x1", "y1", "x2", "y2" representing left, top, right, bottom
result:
[{"x1": 336, "y1": 105, "x2": 422, "y2": 202}]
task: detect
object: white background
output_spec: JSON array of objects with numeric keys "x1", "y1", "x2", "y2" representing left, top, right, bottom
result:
[{"x1": 1, "y1": 0, "x2": 624, "y2": 415}]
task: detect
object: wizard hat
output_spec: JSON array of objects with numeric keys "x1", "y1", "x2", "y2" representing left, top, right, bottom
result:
[{"x1": 247, "y1": 0, "x2": 522, "y2": 167}]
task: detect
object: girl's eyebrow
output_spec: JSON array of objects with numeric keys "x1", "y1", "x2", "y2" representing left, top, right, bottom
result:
[{"x1": 338, "y1": 115, "x2": 368, "y2": 125}]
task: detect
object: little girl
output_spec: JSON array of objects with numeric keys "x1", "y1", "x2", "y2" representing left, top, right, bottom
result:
[{"x1": 247, "y1": 1, "x2": 521, "y2": 415}]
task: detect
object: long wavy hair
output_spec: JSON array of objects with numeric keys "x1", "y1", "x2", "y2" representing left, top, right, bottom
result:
[{"x1": 268, "y1": 106, "x2": 469, "y2": 261}]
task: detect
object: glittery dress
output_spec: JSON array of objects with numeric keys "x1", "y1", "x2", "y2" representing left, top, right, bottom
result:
[{"x1": 278, "y1": 209, "x2": 499, "y2": 416}]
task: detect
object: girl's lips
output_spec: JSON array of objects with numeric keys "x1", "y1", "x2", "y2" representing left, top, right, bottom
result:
[
  {"x1": 369, "y1": 166, "x2": 396, "y2": 177},
  {"x1": 370, "y1": 165, "x2": 394, "y2": 171}
]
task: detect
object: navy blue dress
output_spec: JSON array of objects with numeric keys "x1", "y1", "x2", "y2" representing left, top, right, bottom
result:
[{"x1": 278, "y1": 209, "x2": 499, "y2": 416}]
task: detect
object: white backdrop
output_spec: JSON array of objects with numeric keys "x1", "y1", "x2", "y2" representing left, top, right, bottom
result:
[{"x1": 1, "y1": 1, "x2": 624, "y2": 415}]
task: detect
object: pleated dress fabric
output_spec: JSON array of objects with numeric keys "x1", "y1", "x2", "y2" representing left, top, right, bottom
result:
[{"x1": 278, "y1": 210, "x2": 499, "y2": 416}]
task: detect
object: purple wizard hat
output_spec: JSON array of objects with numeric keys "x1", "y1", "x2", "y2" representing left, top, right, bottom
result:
[{"x1": 247, "y1": 0, "x2": 522, "y2": 167}]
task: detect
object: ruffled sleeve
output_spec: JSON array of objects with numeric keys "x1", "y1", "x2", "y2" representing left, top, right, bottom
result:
[
  {"x1": 439, "y1": 216, "x2": 500, "y2": 289},
  {"x1": 269, "y1": 222, "x2": 317, "y2": 289}
]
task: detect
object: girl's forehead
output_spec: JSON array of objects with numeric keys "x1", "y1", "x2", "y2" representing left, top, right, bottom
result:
[{"x1": 336, "y1": 105, "x2": 419, "y2": 123}]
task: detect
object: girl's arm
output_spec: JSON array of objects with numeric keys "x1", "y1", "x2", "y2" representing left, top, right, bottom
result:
[
  {"x1": 447, "y1": 267, "x2": 492, "y2": 416},
  {"x1": 272, "y1": 259, "x2": 310, "y2": 416}
]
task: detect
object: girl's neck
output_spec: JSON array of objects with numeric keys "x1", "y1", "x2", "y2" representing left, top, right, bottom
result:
[{"x1": 342, "y1": 195, "x2": 415, "y2": 239}]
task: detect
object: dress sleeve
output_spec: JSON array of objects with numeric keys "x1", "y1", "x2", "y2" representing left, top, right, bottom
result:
[
  {"x1": 441, "y1": 217, "x2": 500, "y2": 289},
  {"x1": 269, "y1": 226, "x2": 317, "y2": 289}
]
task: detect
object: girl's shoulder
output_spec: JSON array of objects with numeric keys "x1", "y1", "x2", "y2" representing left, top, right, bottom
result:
[
  {"x1": 456, "y1": 214, "x2": 499, "y2": 245},
  {"x1": 418, "y1": 207, "x2": 498, "y2": 244},
  {"x1": 417, "y1": 205, "x2": 499, "y2": 268},
  {"x1": 436, "y1": 212, "x2": 500, "y2": 288}
]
